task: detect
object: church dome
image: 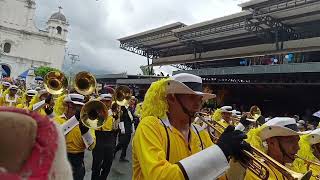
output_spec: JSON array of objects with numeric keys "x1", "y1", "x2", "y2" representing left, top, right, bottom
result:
[{"x1": 50, "y1": 11, "x2": 67, "y2": 22}]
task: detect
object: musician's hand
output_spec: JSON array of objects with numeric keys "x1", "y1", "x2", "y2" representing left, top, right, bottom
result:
[
  {"x1": 217, "y1": 125, "x2": 251, "y2": 161},
  {"x1": 240, "y1": 114, "x2": 251, "y2": 127},
  {"x1": 45, "y1": 94, "x2": 52, "y2": 104},
  {"x1": 44, "y1": 106, "x2": 53, "y2": 115}
]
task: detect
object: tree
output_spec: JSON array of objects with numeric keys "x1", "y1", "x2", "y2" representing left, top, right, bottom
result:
[
  {"x1": 140, "y1": 65, "x2": 154, "y2": 75},
  {"x1": 35, "y1": 66, "x2": 59, "y2": 78}
]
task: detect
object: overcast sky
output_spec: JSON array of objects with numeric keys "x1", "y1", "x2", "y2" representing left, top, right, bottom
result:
[{"x1": 35, "y1": 0, "x2": 246, "y2": 75}]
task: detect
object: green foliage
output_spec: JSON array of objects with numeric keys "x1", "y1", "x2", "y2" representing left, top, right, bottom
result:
[
  {"x1": 140, "y1": 66, "x2": 154, "y2": 75},
  {"x1": 35, "y1": 66, "x2": 59, "y2": 78}
]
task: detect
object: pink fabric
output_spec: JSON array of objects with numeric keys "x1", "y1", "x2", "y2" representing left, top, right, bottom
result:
[{"x1": 0, "y1": 107, "x2": 58, "y2": 180}]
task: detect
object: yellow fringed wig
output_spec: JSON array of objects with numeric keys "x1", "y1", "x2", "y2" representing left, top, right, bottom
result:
[
  {"x1": 292, "y1": 129, "x2": 320, "y2": 177},
  {"x1": 141, "y1": 78, "x2": 169, "y2": 120}
]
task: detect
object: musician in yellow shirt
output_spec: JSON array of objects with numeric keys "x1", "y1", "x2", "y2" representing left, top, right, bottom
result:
[
  {"x1": 292, "y1": 128, "x2": 320, "y2": 180},
  {"x1": 16, "y1": 89, "x2": 37, "y2": 109},
  {"x1": 133, "y1": 73, "x2": 250, "y2": 180},
  {"x1": 244, "y1": 117, "x2": 309, "y2": 180},
  {"x1": 91, "y1": 93, "x2": 118, "y2": 180},
  {"x1": 0, "y1": 81, "x2": 11, "y2": 98},
  {"x1": 28, "y1": 89, "x2": 52, "y2": 116},
  {"x1": 0, "y1": 85, "x2": 22, "y2": 107},
  {"x1": 54, "y1": 93, "x2": 95, "y2": 180}
]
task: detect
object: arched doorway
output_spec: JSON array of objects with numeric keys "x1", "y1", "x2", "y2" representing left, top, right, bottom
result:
[{"x1": 1, "y1": 64, "x2": 11, "y2": 77}]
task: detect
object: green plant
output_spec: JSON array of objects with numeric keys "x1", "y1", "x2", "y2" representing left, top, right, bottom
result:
[{"x1": 35, "y1": 66, "x2": 59, "y2": 78}]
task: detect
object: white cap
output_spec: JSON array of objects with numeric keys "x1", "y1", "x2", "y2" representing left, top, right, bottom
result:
[
  {"x1": 27, "y1": 90, "x2": 38, "y2": 97},
  {"x1": 2, "y1": 82, "x2": 11, "y2": 87},
  {"x1": 9, "y1": 85, "x2": 18, "y2": 90},
  {"x1": 220, "y1": 106, "x2": 233, "y2": 113},
  {"x1": 100, "y1": 93, "x2": 112, "y2": 101},
  {"x1": 64, "y1": 93, "x2": 85, "y2": 106}
]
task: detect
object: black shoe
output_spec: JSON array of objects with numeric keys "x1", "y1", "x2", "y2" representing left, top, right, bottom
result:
[{"x1": 119, "y1": 158, "x2": 129, "y2": 163}]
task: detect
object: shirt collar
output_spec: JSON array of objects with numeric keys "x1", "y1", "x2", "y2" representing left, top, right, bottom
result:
[{"x1": 160, "y1": 117, "x2": 173, "y2": 131}]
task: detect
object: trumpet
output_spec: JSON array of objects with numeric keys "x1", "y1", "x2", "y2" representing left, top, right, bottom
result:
[{"x1": 195, "y1": 113, "x2": 312, "y2": 180}]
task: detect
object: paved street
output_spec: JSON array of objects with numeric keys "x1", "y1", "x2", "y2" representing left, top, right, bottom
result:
[{"x1": 84, "y1": 141, "x2": 133, "y2": 180}]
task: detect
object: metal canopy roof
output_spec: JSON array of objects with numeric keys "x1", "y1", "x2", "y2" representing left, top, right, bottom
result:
[{"x1": 118, "y1": 0, "x2": 320, "y2": 66}]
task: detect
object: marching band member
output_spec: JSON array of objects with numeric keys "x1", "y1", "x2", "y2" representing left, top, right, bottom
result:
[
  {"x1": 0, "y1": 81, "x2": 11, "y2": 98},
  {"x1": 132, "y1": 73, "x2": 250, "y2": 180},
  {"x1": 0, "y1": 85, "x2": 21, "y2": 107},
  {"x1": 91, "y1": 93, "x2": 117, "y2": 180},
  {"x1": 0, "y1": 107, "x2": 72, "y2": 179},
  {"x1": 244, "y1": 117, "x2": 308, "y2": 179},
  {"x1": 29, "y1": 89, "x2": 54, "y2": 117},
  {"x1": 54, "y1": 93, "x2": 96, "y2": 180},
  {"x1": 16, "y1": 89, "x2": 38, "y2": 109},
  {"x1": 292, "y1": 128, "x2": 320, "y2": 179},
  {"x1": 115, "y1": 101, "x2": 134, "y2": 162}
]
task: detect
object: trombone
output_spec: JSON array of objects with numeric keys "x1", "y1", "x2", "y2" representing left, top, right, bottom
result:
[
  {"x1": 295, "y1": 155, "x2": 320, "y2": 179},
  {"x1": 195, "y1": 113, "x2": 312, "y2": 180}
]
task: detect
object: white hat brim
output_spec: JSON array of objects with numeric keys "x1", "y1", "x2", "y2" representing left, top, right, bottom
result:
[
  {"x1": 260, "y1": 125, "x2": 309, "y2": 140},
  {"x1": 167, "y1": 80, "x2": 216, "y2": 101},
  {"x1": 309, "y1": 129, "x2": 320, "y2": 145},
  {"x1": 70, "y1": 101, "x2": 84, "y2": 106}
]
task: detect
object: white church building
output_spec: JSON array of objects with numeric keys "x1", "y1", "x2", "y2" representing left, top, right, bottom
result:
[{"x1": 0, "y1": 0, "x2": 68, "y2": 78}]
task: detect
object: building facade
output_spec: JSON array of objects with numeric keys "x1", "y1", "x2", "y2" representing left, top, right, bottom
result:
[{"x1": 0, "y1": 0, "x2": 68, "y2": 78}]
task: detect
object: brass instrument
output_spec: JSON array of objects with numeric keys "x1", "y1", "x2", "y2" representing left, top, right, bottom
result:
[
  {"x1": 32, "y1": 71, "x2": 67, "y2": 112},
  {"x1": 80, "y1": 100, "x2": 109, "y2": 129},
  {"x1": 74, "y1": 71, "x2": 96, "y2": 96},
  {"x1": 195, "y1": 113, "x2": 312, "y2": 180},
  {"x1": 44, "y1": 71, "x2": 68, "y2": 95},
  {"x1": 295, "y1": 155, "x2": 320, "y2": 179},
  {"x1": 114, "y1": 85, "x2": 131, "y2": 106},
  {"x1": 249, "y1": 105, "x2": 262, "y2": 121}
]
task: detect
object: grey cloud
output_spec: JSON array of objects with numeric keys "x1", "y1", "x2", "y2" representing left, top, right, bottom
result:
[{"x1": 35, "y1": 0, "x2": 241, "y2": 75}]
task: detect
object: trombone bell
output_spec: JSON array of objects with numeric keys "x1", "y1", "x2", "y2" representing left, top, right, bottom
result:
[
  {"x1": 74, "y1": 71, "x2": 97, "y2": 96},
  {"x1": 80, "y1": 100, "x2": 108, "y2": 129},
  {"x1": 115, "y1": 85, "x2": 131, "y2": 106},
  {"x1": 44, "y1": 71, "x2": 68, "y2": 95}
]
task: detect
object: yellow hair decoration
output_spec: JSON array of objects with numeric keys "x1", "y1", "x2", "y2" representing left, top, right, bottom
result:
[
  {"x1": 246, "y1": 125, "x2": 267, "y2": 153},
  {"x1": 135, "y1": 102, "x2": 143, "y2": 117},
  {"x1": 141, "y1": 78, "x2": 169, "y2": 119},
  {"x1": 292, "y1": 134, "x2": 318, "y2": 173},
  {"x1": 212, "y1": 108, "x2": 222, "y2": 121}
]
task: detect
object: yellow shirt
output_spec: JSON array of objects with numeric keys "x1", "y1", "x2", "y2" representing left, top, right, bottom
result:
[
  {"x1": 132, "y1": 116, "x2": 214, "y2": 180},
  {"x1": 0, "y1": 94, "x2": 21, "y2": 107},
  {"x1": 55, "y1": 116, "x2": 96, "y2": 153},
  {"x1": 96, "y1": 115, "x2": 114, "y2": 132}
]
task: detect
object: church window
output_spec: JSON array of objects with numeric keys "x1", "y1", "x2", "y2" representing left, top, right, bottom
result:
[
  {"x1": 57, "y1": 26, "x2": 62, "y2": 34},
  {"x1": 3, "y1": 43, "x2": 11, "y2": 53}
]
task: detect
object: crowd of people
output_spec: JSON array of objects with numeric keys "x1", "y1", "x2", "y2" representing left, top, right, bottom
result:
[{"x1": 0, "y1": 72, "x2": 319, "y2": 180}]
